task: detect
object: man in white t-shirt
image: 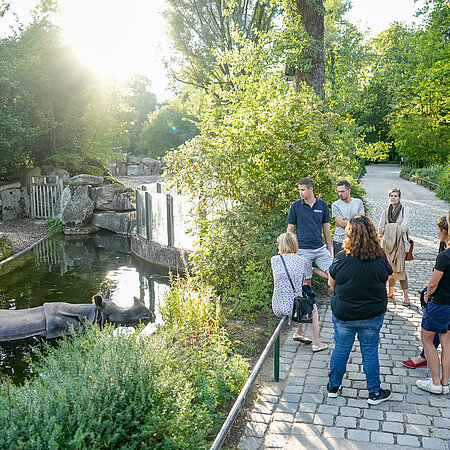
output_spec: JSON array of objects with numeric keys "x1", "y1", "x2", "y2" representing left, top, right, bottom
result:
[{"x1": 331, "y1": 180, "x2": 364, "y2": 256}]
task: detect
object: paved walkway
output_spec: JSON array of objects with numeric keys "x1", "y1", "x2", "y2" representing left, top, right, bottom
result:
[{"x1": 238, "y1": 166, "x2": 450, "y2": 450}]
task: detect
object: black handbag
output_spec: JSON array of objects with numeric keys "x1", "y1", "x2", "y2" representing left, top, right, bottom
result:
[{"x1": 280, "y1": 255, "x2": 314, "y2": 323}]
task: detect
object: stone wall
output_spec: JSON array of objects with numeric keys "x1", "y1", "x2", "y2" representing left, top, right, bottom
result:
[
  {"x1": 107, "y1": 148, "x2": 161, "y2": 177},
  {"x1": 0, "y1": 182, "x2": 30, "y2": 221}
]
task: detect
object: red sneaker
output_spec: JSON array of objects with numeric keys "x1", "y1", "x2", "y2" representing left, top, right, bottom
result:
[{"x1": 402, "y1": 359, "x2": 427, "y2": 368}]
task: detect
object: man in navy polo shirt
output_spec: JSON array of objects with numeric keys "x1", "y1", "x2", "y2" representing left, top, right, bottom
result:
[{"x1": 287, "y1": 177, "x2": 333, "y2": 285}]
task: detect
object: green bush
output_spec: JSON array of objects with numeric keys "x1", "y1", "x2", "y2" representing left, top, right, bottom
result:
[
  {"x1": 0, "y1": 326, "x2": 247, "y2": 448},
  {"x1": 437, "y1": 166, "x2": 450, "y2": 201},
  {"x1": 399, "y1": 166, "x2": 416, "y2": 180},
  {"x1": 45, "y1": 218, "x2": 62, "y2": 233},
  {"x1": 411, "y1": 165, "x2": 444, "y2": 185}
]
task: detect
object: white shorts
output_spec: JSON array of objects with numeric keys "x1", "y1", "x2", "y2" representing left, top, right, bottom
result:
[{"x1": 297, "y1": 245, "x2": 333, "y2": 279}]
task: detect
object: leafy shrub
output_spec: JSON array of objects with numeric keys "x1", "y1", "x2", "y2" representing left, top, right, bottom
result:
[
  {"x1": 437, "y1": 166, "x2": 450, "y2": 201},
  {"x1": 399, "y1": 166, "x2": 417, "y2": 180},
  {"x1": 410, "y1": 165, "x2": 444, "y2": 185},
  {"x1": 0, "y1": 318, "x2": 247, "y2": 448},
  {"x1": 45, "y1": 217, "x2": 62, "y2": 233},
  {"x1": 0, "y1": 236, "x2": 13, "y2": 260}
]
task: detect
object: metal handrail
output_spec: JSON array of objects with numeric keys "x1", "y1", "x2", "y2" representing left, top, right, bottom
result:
[{"x1": 210, "y1": 315, "x2": 287, "y2": 450}]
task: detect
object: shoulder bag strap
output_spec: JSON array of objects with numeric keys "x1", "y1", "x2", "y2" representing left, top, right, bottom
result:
[{"x1": 280, "y1": 254, "x2": 297, "y2": 295}]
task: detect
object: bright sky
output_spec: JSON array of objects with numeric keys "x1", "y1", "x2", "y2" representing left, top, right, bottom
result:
[
  {"x1": 345, "y1": 0, "x2": 426, "y2": 36},
  {"x1": 0, "y1": 0, "x2": 426, "y2": 100}
]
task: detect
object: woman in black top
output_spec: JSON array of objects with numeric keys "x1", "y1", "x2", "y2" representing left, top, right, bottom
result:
[
  {"x1": 327, "y1": 215, "x2": 393, "y2": 405},
  {"x1": 415, "y1": 213, "x2": 450, "y2": 395}
]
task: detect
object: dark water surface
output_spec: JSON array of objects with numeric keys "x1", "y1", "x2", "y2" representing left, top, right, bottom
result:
[{"x1": 0, "y1": 231, "x2": 169, "y2": 384}]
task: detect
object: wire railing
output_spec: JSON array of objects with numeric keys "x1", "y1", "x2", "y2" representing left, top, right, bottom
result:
[{"x1": 210, "y1": 315, "x2": 288, "y2": 450}]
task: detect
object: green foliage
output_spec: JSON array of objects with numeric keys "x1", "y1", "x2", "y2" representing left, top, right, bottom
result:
[
  {"x1": 0, "y1": 236, "x2": 14, "y2": 260},
  {"x1": 164, "y1": 32, "x2": 364, "y2": 311},
  {"x1": 45, "y1": 217, "x2": 62, "y2": 233},
  {"x1": 0, "y1": 14, "x2": 127, "y2": 179},
  {"x1": 164, "y1": 0, "x2": 281, "y2": 90},
  {"x1": 0, "y1": 291, "x2": 248, "y2": 448},
  {"x1": 408, "y1": 165, "x2": 444, "y2": 185},
  {"x1": 437, "y1": 166, "x2": 450, "y2": 201},
  {"x1": 139, "y1": 100, "x2": 199, "y2": 159},
  {"x1": 391, "y1": 115, "x2": 449, "y2": 167}
]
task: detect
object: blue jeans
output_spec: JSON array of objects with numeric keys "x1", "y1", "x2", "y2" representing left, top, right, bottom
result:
[{"x1": 329, "y1": 314, "x2": 384, "y2": 393}]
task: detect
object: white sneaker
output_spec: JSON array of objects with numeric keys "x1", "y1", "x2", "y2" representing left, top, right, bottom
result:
[
  {"x1": 416, "y1": 378, "x2": 443, "y2": 394},
  {"x1": 443, "y1": 385, "x2": 449, "y2": 395}
]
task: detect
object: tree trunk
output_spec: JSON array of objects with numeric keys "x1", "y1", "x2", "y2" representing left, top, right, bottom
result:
[{"x1": 292, "y1": 0, "x2": 325, "y2": 97}]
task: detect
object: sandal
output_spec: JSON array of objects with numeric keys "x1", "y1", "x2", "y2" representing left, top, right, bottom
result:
[
  {"x1": 402, "y1": 299, "x2": 411, "y2": 306},
  {"x1": 293, "y1": 333, "x2": 312, "y2": 344}
]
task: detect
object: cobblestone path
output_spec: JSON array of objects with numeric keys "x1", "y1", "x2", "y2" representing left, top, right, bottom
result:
[{"x1": 237, "y1": 165, "x2": 449, "y2": 450}]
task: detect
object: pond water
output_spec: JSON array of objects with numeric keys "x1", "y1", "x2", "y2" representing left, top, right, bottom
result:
[{"x1": 0, "y1": 231, "x2": 170, "y2": 384}]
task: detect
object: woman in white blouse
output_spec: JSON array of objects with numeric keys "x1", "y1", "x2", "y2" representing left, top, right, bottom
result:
[{"x1": 271, "y1": 232, "x2": 328, "y2": 352}]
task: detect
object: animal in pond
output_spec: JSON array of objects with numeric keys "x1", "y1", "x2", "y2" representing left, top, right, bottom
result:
[{"x1": 0, "y1": 288, "x2": 153, "y2": 342}]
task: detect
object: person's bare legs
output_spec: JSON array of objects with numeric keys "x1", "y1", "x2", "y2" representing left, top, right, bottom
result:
[
  {"x1": 440, "y1": 332, "x2": 449, "y2": 388},
  {"x1": 388, "y1": 276, "x2": 395, "y2": 298},
  {"x1": 422, "y1": 328, "x2": 442, "y2": 386},
  {"x1": 307, "y1": 305, "x2": 326, "y2": 347},
  {"x1": 401, "y1": 278, "x2": 410, "y2": 305}
]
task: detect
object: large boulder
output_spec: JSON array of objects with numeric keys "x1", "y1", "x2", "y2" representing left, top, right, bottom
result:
[
  {"x1": 90, "y1": 185, "x2": 135, "y2": 211},
  {"x1": 68, "y1": 174, "x2": 103, "y2": 187},
  {"x1": 51, "y1": 168, "x2": 70, "y2": 184},
  {"x1": 142, "y1": 158, "x2": 161, "y2": 175},
  {"x1": 127, "y1": 164, "x2": 144, "y2": 176},
  {"x1": 127, "y1": 155, "x2": 141, "y2": 165},
  {"x1": 90, "y1": 211, "x2": 133, "y2": 235},
  {"x1": 61, "y1": 185, "x2": 95, "y2": 226}
]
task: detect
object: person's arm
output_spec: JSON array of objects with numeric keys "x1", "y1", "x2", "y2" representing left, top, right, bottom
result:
[
  {"x1": 287, "y1": 223, "x2": 295, "y2": 233},
  {"x1": 328, "y1": 275, "x2": 336, "y2": 291},
  {"x1": 358, "y1": 199, "x2": 365, "y2": 215},
  {"x1": 378, "y1": 210, "x2": 386, "y2": 237},
  {"x1": 426, "y1": 269, "x2": 444, "y2": 299},
  {"x1": 334, "y1": 216, "x2": 348, "y2": 229},
  {"x1": 323, "y1": 222, "x2": 332, "y2": 252}
]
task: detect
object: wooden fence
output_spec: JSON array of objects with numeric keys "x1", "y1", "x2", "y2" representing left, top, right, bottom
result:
[{"x1": 30, "y1": 176, "x2": 63, "y2": 219}]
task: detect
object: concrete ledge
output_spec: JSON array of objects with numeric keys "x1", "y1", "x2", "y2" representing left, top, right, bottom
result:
[{"x1": 130, "y1": 231, "x2": 190, "y2": 271}]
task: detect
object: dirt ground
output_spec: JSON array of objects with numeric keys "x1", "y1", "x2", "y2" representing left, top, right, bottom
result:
[{"x1": 0, "y1": 219, "x2": 50, "y2": 261}]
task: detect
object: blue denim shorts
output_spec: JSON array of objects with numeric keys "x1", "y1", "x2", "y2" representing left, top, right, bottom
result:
[{"x1": 422, "y1": 302, "x2": 450, "y2": 334}]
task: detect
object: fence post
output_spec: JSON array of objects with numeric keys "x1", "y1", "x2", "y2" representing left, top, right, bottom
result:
[
  {"x1": 145, "y1": 192, "x2": 152, "y2": 241},
  {"x1": 167, "y1": 194, "x2": 174, "y2": 247},
  {"x1": 274, "y1": 334, "x2": 280, "y2": 382}
]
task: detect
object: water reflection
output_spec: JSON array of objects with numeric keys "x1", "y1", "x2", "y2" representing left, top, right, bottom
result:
[{"x1": 0, "y1": 231, "x2": 169, "y2": 384}]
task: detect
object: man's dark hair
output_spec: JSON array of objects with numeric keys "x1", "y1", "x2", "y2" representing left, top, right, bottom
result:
[
  {"x1": 337, "y1": 180, "x2": 351, "y2": 190},
  {"x1": 297, "y1": 177, "x2": 314, "y2": 189}
]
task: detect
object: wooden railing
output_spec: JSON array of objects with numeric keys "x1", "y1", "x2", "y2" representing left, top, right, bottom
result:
[{"x1": 410, "y1": 175, "x2": 439, "y2": 191}]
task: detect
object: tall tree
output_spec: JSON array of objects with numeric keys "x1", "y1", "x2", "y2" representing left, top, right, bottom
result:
[
  {"x1": 289, "y1": 0, "x2": 326, "y2": 96},
  {"x1": 164, "y1": 0, "x2": 281, "y2": 92}
]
